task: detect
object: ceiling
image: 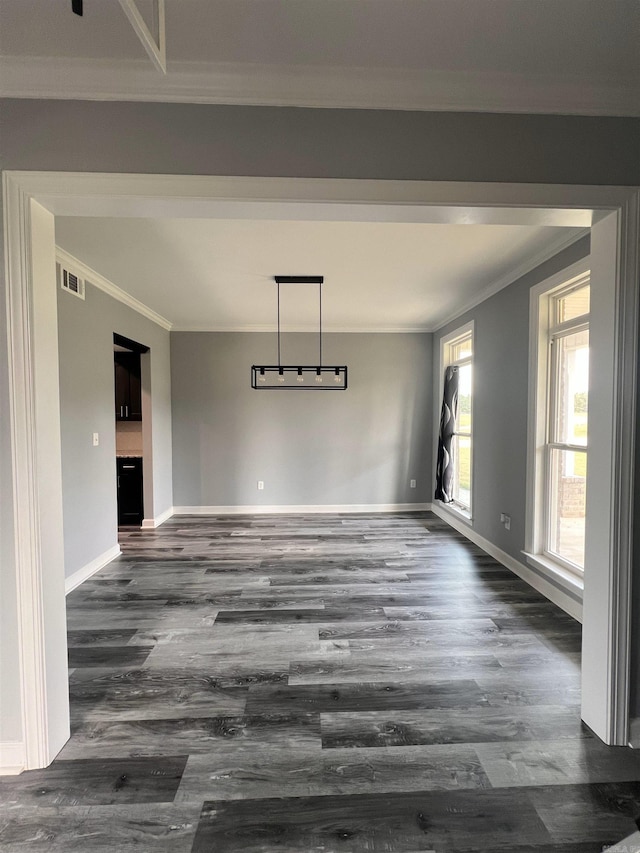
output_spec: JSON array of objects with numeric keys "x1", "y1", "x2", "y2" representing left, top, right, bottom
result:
[
  {"x1": 1, "y1": 0, "x2": 638, "y2": 114},
  {"x1": 55, "y1": 215, "x2": 585, "y2": 332}
]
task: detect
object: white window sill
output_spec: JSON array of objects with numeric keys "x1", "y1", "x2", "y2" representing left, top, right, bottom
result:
[
  {"x1": 434, "y1": 500, "x2": 473, "y2": 525},
  {"x1": 522, "y1": 551, "x2": 584, "y2": 599}
]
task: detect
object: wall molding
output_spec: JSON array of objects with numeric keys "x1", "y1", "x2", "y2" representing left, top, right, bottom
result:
[
  {"x1": 173, "y1": 503, "x2": 432, "y2": 516},
  {"x1": 430, "y1": 503, "x2": 583, "y2": 622},
  {"x1": 0, "y1": 741, "x2": 25, "y2": 776},
  {"x1": 433, "y1": 229, "x2": 589, "y2": 332},
  {"x1": 141, "y1": 506, "x2": 174, "y2": 529},
  {"x1": 0, "y1": 56, "x2": 638, "y2": 117},
  {"x1": 64, "y1": 545, "x2": 121, "y2": 595},
  {"x1": 56, "y1": 247, "x2": 172, "y2": 331}
]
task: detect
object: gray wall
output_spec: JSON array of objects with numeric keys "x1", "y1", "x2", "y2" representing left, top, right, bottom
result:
[
  {"x1": 171, "y1": 332, "x2": 432, "y2": 508},
  {"x1": 57, "y1": 278, "x2": 172, "y2": 580},
  {"x1": 0, "y1": 101, "x2": 638, "y2": 184},
  {"x1": 433, "y1": 236, "x2": 590, "y2": 570}
]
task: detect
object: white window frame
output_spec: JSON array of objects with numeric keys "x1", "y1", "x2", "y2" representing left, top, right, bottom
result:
[
  {"x1": 525, "y1": 259, "x2": 590, "y2": 590},
  {"x1": 439, "y1": 320, "x2": 474, "y2": 519}
]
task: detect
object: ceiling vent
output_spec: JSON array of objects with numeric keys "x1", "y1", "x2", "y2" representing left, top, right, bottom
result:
[{"x1": 57, "y1": 263, "x2": 85, "y2": 300}]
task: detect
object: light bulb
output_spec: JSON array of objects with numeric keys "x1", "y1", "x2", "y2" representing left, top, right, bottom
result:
[
  {"x1": 297, "y1": 371, "x2": 304, "y2": 383},
  {"x1": 277, "y1": 371, "x2": 285, "y2": 383},
  {"x1": 258, "y1": 371, "x2": 266, "y2": 383},
  {"x1": 334, "y1": 370, "x2": 341, "y2": 383},
  {"x1": 315, "y1": 373, "x2": 323, "y2": 384}
]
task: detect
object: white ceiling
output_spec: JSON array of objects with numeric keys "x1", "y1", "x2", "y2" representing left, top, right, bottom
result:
[
  {"x1": 1, "y1": 0, "x2": 638, "y2": 114},
  {"x1": 55, "y1": 215, "x2": 585, "y2": 332}
]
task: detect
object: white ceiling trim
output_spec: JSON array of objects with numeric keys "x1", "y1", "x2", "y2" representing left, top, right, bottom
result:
[
  {"x1": 433, "y1": 228, "x2": 589, "y2": 332},
  {"x1": 118, "y1": 0, "x2": 166, "y2": 74},
  {"x1": 1, "y1": 56, "x2": 638, "y2": 116},
  {"x1": 171, "y1": 324, "x2": 433, "y2": 334},
  {"x1": 55, "y1": 247, "x2": 172, "y2": 331}
]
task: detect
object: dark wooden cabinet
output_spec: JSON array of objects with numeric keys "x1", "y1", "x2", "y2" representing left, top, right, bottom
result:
[
  {"x1": 114, "y1": 352, "x2": 142, "y2": 421},
  {"x1": 117, "y1": 457, "x2": 143, "y2": 526}
]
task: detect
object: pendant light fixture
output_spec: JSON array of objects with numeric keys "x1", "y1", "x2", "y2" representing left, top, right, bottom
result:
[{"x1": 251, "y1": 276, "x2": 348, "y2": 390}]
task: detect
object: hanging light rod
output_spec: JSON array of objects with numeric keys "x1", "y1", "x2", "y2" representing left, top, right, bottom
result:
[{"x1": 251, "y1": 275, "x2": 348, "y2": 390}]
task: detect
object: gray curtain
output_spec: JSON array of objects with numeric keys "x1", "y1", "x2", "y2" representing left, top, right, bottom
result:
[{"x1": 434, "y1": 365, "x2": 459, "y2": 502}]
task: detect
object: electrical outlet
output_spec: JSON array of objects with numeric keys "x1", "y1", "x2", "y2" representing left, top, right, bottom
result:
[
  {"x1": 410, "y1": 479, "x2": 416, "y2": 489},
  {"x1": 92, "y1": 432, "x2": 99, "y2": 446},
  {"x1": 257, "y1": 481, "x2": 264, "y2": 490},
  {"x1": 504, "y1": 514, "x2": 511, "y2": 530}
]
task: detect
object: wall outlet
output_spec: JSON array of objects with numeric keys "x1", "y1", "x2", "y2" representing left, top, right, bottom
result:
[
  {"x1": 502, "y1": 514, "x2": 511, "y2": 530},
  {"x1": 410, "y1": 479, "x2": 416, "y2": 489},
  {"x1": 257, "y1": 481, "x2": 264, "y2": 490},
  {"x1": 92, "y1": 432, "x2": 99, "y2": 446}
]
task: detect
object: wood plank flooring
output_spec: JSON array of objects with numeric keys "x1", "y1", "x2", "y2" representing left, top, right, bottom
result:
[{"x1": 2, "y1": 511, "x2": 640, "y2": 852}]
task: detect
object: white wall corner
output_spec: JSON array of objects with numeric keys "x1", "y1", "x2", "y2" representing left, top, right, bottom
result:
[
  {"x1": 64, "y1": 544, "x2": 122, "y2": 594},
  {"x1": 430, "y1": 503, "x2": 583, "y2": 622},
  {"x1": 0, "y1": 741, "x2": 26, "y2": 775},
  {"x1": 141, "y1": 506, "x2": 174, "y2": 528},
  {"x1": 172, "y1": 503, "x2": 433, "y2": 516}
]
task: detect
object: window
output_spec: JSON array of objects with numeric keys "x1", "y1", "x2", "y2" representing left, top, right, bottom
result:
[
  {"x1": 440, "y1": 323, "x2": 474, "y2": 513},
  {"x1": 527, "y1": 263, "x2": 590, "y2": 577}
]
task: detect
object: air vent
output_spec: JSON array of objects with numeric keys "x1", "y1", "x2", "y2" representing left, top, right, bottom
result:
[{"x1": 57, "y1": 263, "x2": 85, "y2": 300}]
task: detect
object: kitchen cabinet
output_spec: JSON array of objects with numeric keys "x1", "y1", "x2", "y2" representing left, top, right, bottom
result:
[
  {"x1": 114, "y1": 352, "x2": 142, "y2": 421},
  {"x1": 117, "y1": 457, "x2": 143, "y2": 526}
]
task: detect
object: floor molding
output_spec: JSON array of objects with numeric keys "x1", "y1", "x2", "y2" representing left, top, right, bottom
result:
[
  {"x1": 64, "y1": 544, "x2": 122, "y2": 595},
  {"x1": 173, "y1": 503, "x2": 433, "y2": 516},
  {"x1": 604, "y1": 831, "x2": 640, "y2": 852},
  {"x1": 0, "y1": 741, "x2": 25, "y2": 775},
  {"x1": 141, "y1": 506, "x2": 174, "y2": 529},
  {"x1": 431, "y1": 504, "x2": 583, "y2": 622}
]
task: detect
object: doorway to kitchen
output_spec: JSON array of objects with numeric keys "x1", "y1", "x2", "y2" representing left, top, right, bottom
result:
[{"x1": 113, "y1": 333, "x2": 150, "y2": 530}]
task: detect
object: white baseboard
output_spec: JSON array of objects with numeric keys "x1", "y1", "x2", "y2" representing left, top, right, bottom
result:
[
  {"x1": 430, "y1": 503, "x2": 583, "y2": 622},
  {"x1": 64, "y1": 544, "x2": 122, "y2": 594},
  {"x1": 0, "y1": 741, "x2": 25, "y2": 775},
  {"x1": 173, "y1": 502, "x2": 433, "y2": 516},
  {"x1": 141, "y1": 506, "x2": 174, "y2": 529}
]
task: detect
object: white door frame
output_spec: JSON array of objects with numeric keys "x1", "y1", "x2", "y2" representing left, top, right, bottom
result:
[{"x1": 3, "y1": 171, "x2": 639, "y2": 770}]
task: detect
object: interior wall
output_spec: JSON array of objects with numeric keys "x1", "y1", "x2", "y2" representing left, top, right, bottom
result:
[
  {"x1": 57, "y1": 277, "x2": 172, "y2": 580},
  {"x1": 0, "y1": 100, "x2": 638, "y2": 185},
  {"x1": 432, "y1": 236, "x2": 590, "y2": 590},
  {"x1": 171, "y1": 331, "x2": 433, "y2": 508}
]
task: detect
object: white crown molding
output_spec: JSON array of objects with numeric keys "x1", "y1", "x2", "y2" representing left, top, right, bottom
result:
[
  {"x1": 1, "y1": 56, "x2": 638, "y2": 117},
  {"x1": 56, "y1": 247, "x2": 173, "y2": 331},
  {"x1": 170, "y1": 325, "x2": 432, "y2": 334},
  {"x1": 433, "y1": 228, "x2": 590, "y2": 332}
]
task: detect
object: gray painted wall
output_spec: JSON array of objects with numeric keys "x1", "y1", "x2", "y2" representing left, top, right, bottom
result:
[
  {"x1": 433, "y1": 236, "x2": 590, "y2": 567},
  {"x1": 57, "y1": 278, "x2": 173, "y2": 580},
  {"x1": 171, "y1": 332, "x2": 432, "y2": 508},
  {"x1": 0, "y1": 101, "x2": 638, "y2": 184}
]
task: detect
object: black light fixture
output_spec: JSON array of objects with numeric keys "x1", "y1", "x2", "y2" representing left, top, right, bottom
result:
[
  {"x1": 71, "y1": 0, "x2": 83, "y2": 15},
  {"x1": 251, "y1": 276, "x2": 348, "y2": 390}
]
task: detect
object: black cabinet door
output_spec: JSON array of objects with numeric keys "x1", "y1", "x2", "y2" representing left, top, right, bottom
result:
[
  {"x1": 114, "y1": 352, "x2": 142, "y2": 421},
  {"x1": 117, "y1": 458, "x2": 143, "y2": 525}
]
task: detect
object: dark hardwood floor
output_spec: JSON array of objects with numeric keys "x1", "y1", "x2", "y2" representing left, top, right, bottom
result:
[{"x1": 2, "y1": 511, "x2": 640, "y2": 851}]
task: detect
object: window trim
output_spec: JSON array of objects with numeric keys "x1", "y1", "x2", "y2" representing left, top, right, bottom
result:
[
  {"x1": 438, "y1": 320, "x2": 474, "y2": 517},
  {"x1": 524, "y1": 259, "x2": 590, "y2": 585}
]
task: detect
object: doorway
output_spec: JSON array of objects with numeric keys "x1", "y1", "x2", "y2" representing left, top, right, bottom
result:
[{"x1": 3, "y1": 172, "x2": 638, "y2": 771}]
